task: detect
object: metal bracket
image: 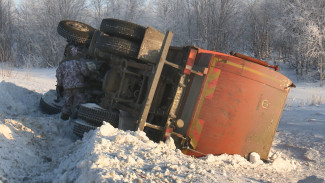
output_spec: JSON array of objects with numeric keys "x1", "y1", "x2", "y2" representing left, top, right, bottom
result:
[{"x1": 137, "y1": 31, "x2": 174, "y2": 131}]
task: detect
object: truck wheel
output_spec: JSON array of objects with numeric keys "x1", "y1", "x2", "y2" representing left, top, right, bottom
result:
[
  {"x1": 78, "y1": 103, "x2": 119, "y2": 128},
  {"x1": 95, "y1": 34, "x2": 140, "y2": 59},
  {"x1": 40, "y1": 90, "x2": 62, "y2": 114},
  {"x1": 87, "y1": 30, "x2": 102, "y2": 58},
  {"x1": 73, "y1": 119, "x2": 97, "y2": 138},
  {"x1": 100, "y1": 18, "x2": 145, "y2": 42},
  {"x1": 57, "y1": 20, "x2": 95, "y2": 44}
]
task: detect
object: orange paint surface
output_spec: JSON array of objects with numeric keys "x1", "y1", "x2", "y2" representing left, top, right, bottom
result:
[{"x1": 184, "y1": 49, "x2": 293, "y2": 160}]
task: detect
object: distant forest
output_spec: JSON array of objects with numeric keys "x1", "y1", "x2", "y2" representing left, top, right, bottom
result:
[{"x1": 0, "y1": 0, "x2": 325, "y2": 84}]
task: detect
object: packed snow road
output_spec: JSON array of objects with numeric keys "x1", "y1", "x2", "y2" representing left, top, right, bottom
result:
[{"x1": 0, "y1": 66, "x2": 325, "y2": 183}]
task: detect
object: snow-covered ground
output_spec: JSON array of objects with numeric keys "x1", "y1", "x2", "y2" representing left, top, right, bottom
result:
[{"x1": 0, "y1": 62, "x2": 325, "y2": 183}]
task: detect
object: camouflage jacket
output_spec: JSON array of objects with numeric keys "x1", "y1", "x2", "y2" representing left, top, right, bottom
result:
[{"x1": 56, "y1": 57, "x2": 90, "y2": 89}]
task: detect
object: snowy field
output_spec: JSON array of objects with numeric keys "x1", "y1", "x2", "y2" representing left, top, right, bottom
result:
[{"x1": 0, "y1": 62, "x2": 325, "y2": 183}]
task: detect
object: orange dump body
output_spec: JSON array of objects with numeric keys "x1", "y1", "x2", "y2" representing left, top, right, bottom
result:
[{"x1": 179, "y1": 49, "x2": 293, "y2": 160}]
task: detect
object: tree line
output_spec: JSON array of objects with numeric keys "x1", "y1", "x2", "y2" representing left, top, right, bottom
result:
[{"x1": 0, "y1": 0, "x2": 324, "y2": 84}]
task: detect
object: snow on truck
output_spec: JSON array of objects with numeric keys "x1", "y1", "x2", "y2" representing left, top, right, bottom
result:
[{"x1": 40, "y1": 19, "x2": 294, "y2": 160}]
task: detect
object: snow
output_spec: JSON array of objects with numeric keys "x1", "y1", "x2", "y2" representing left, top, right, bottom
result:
[{"x1": 1, "y1": 63, "x2": 325, "y2": 183}]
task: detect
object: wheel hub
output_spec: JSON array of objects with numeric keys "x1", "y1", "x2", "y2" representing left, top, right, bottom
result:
[{"x1": 68, "y1": 22, "x2": 89, "y2": 32}]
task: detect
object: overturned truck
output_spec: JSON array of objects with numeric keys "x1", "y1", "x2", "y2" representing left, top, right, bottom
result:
[{"x1": 41, "y1": 19, "x2": 294, "y2": 160}]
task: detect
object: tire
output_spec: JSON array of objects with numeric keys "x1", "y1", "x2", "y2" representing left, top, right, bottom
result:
[
  {"x1": 57, "y1": 20, "x2": 95, "y2": 44},
  {"x1": 73, "y1": 119, "x2": 97, "y2": 138},
  {"x1": 100, "y1": 18, "x2": 146, "y2": 42},
  {"x1": 40, "y1": 90, "x2": 63, "y2": 114},
  {"x1": 88, "y1": 30, "x2": 102, "y2": 58},
  {"x1": 95, "y1": 34, "x2": 140, "y2": 59},
  {"x1": 78, "y1": 103, "x2": 119, "y2": 128}
]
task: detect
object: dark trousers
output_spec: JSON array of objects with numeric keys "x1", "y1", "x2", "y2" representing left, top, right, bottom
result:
[{"x1": 61, "y1": 88, "x2": 85, "y2": 116}]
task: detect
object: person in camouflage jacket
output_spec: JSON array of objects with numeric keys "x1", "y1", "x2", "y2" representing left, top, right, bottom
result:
[{"x1": 56, "y1": 45, "x2": 90, "y2": 120}]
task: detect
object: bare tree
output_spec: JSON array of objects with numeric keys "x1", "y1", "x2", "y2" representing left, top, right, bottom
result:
[
  {"x1": 281, "y1": 0, "x2": 325, "y2": 85},
  {"x1": 0, "y1": 0, "x2": 14, "y2": 64},
  {"x1": 152, "y1": 0, "x2": 240, "y2": 51},
  {"x1": 245, "y1": 0, "x2": 277, "y2": 59},
  {"x1": 15, "y1": 0, "x2": 88, "y2": 67},
  {"x1": 89, "y1": 0, "x2": 105, "y2": 28},
  {"x1": 88, "y1": 0, "x2": 146, "y2": 28},
  {"x1": 152, "y1": 0, "x2": 174, "y2": 32}
]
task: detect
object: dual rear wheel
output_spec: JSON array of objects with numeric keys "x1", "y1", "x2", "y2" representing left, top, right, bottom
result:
[
  {"x1": 58, "y1": 19, "x2": 146, "y2": 59},
  {"x1": 40, "y1": 92, "x2": 119, "y2": 138}
]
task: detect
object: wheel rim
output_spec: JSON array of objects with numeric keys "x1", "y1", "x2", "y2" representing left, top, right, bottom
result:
[{"x1": 67, "y1": 21, "x2": 90, "y2": 32}]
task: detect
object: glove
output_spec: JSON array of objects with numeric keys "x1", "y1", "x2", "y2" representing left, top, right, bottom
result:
[
  {"x1": 86, "y1": 61, "x2": 97, "y2": 71},
  {"x1": 56, "y1": 85, "x2": 64, "y2": 98}
]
